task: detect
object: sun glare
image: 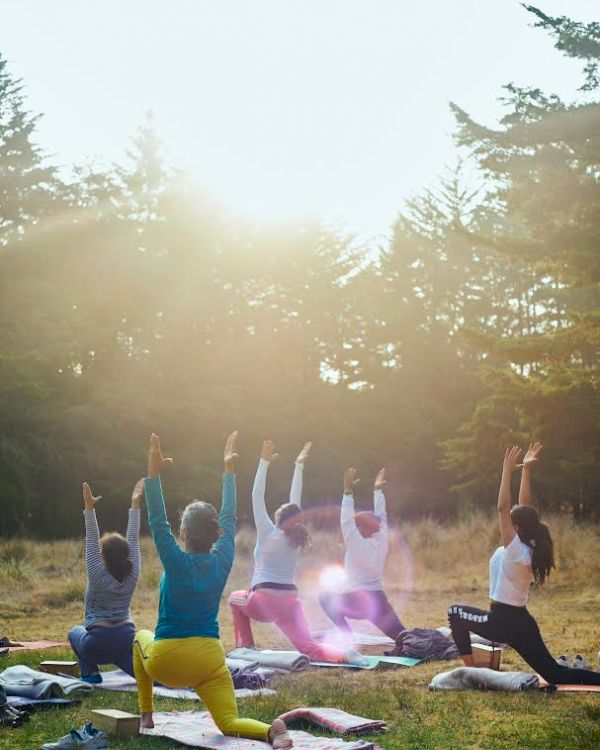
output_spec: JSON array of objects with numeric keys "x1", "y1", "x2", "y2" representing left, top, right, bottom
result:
[{"x1": 318, "y1": 565, "x2": 348, "y2": 592}]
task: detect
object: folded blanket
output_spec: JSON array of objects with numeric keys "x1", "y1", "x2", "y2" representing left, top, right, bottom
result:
[
  {"x1": 228, "y1": 648, "x2": 310, "y2": 673},
  {"x1": 429, "y1": 667, "x2": 539, "y2": 692},
  {"x1": 142, "y1": 710, "x2": 381, "y2": 750},
  {"x1": 0, "y1": 665, "x2": 93, "y2": 698},
  {"x1": 98, "y1": 669, "x2": 275, "y2": 700},
  {"x1": 279, "y1": 708, "x2": 386, "y2": 735},
  {"x1": 225, "y1": 657, "x2": 260, "y2": 676}
]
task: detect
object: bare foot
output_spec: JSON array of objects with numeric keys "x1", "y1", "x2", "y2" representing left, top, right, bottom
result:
[
  {"x1": 140, "y1": 712, "x2": 154, "y2": 729},
  {"x1": 269, "y1": 718, "x2": 292, "y2": 749}
]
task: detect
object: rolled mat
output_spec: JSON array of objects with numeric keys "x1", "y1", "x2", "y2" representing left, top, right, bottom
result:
[
  {"x1": 279, "y1": 708, "x2": 386, "y2": 735},
  {"x1": 429, "y1": 667, "x2": 539, "y2": 692}
]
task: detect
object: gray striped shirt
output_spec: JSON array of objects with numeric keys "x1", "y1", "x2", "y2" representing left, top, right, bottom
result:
[{"x1": 83, "y1": 508, "x2": 141, "y2": 628}]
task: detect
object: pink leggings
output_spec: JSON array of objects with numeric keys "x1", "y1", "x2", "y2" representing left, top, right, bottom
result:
[{"x1": 228, "y1": 589, "x2": 346, "y2": 663}]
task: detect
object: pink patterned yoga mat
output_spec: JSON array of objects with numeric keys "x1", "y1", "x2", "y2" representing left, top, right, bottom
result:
[
  {"x1": 279, "y1": 708, "x2": 386, "y2": 735},
  {"x1": 142, "y1": 711, "x2": 381, "y2": 750},
  {"x1": 8, "y1": 640, "x2": 68, "y2": 652}
]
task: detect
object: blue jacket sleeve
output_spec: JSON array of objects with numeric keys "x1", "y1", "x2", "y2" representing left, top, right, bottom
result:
[
  {"x1": 144, "y1": 476, "x2": 186, "y2": 572},
  {"x1": 211, "y1": 473, "x2": 236, "y2": 576}
]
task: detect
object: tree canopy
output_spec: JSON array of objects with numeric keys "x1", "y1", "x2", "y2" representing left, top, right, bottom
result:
[{"x1": 1, "y1": 5, "x2": 598, "y2": 536}]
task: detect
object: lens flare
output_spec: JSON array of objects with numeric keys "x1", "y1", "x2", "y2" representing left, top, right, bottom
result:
[{"x1": 318, "y1": 564, "x2": 347, "y2": 592}]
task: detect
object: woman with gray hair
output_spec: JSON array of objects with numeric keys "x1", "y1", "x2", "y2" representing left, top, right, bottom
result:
[{"x1": 133, "y1": 432, "x2": 292, "y2": 748}]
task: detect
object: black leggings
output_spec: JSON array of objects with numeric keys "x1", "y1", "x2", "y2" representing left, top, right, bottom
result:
[{"x1": 448, "y1": 602, "x2": 600, "y2": 686}]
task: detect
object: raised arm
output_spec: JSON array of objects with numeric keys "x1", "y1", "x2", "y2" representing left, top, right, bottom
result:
[
  {"x1": 211, "y1": 431, "x2": 238, "y2": 570},
  {"x1": 127, "y1": 479, "x2": 144, "y2": 577},
  {"x1": 82, "y1": 482, "x2": 104, "y2": 584},
  {"x1": 498, "y1": 446, "x2": 522, "y2": 547},
  {"x1": 252, "y1": 440, "x2": 277, "y2": 537},
  {"x1": 518, "y1": 442, "x2": 542, "y2": 507},
  {"x1": 289, "y1": 441, "x2": 312, "y2": 507},
  {"x1": 373, "y1": 467, "x2": 388, "y2": 527},
  {"x1": 341, "y1": 467, "x2": 361, "y2": 544},
  {"x1": 144, "y1": 433, "x2": 184, "y2": 571}
]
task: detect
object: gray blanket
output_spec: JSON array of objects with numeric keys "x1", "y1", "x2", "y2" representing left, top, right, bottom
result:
[
  {"x1": 0, "y1": 665, "x2": 94, "y2": 699},
  {"x1": 228, "y1": 648, "x2": 310, "y2": 672},
  {"x1": 429, "y1": 667, "x2": 539, "y2": 692}
]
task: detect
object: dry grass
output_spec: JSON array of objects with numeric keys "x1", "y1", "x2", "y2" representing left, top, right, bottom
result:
[{"x1": 1, "y1": 516, "x2": 600, "y2": 749}]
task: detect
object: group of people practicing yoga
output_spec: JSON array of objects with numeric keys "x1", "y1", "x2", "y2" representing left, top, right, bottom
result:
[{"x1": 68, "y1": 433, "x2": 600, "y2": 748}]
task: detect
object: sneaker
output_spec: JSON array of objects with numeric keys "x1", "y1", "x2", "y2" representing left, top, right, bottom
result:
[
  {"x1": 42, "y1": 726, "x2": 109, "y2": 749},
  {"x1": 573, "y1": 654, "x2": 591, "y2": 670},
  {"x1": 80, "y1": 673, "x2": 103, "y2": 685},
  {"x1": 556, "y1": 654, "x2": 569, "y2": 668}
]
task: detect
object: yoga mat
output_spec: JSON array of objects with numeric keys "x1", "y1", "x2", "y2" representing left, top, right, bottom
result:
[
  {"x1": 98, "y1": 670, "x2": 276, "y2": 700},
  {"x1": 8, "y1": 640, "x2": 68, "y2": 652},
  {"x1": 537, "y1": 676, "x2": 600, "y2": 693},
  {"x1": 8, "y1": 695, "x2": 75, "y2": 709},
  {"x1": 311, "y1": 656, "x2": 421, "y2": 670},
  {"x1": 311, "y1": 630, "x2": 394, "y2": 648},
  {"x1": 142, "y1": 710, "x2": 382, "y2": 750}
]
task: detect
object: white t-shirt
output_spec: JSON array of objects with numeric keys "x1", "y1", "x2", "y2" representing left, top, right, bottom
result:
[
  {"x1": 489, "y1": 534, "x2": 534, "y2": 606},
  {"x1": 250, "y1": 459, "x2": 303, "y2": 588},
  {"x1": 341, "y1": 490, "x2": 389, "y2": 592}
]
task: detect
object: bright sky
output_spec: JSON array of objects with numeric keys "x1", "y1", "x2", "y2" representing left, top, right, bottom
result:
[{"x1": 1, "y1": 0, "x2": 597, "y2": 240}]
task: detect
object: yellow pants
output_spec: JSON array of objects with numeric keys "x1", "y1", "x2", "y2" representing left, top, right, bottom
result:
[{"x1": 133, "y1": 630, "x2": 270, "y2": 741}]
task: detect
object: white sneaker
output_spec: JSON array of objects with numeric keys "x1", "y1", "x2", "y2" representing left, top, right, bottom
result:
[
  {"x1": 573, "y1": 654, "x2": 591, "y2": 670},
  {"x1": 42, "y1": 725, "x2": 109, "y2": 750},
  {"x1": 555, "y1": 654, "x2": 569, "y2": 668}
]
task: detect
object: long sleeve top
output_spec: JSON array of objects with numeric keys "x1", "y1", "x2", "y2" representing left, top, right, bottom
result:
[
  {"x1": 341, "y1": 489, "x2": 389, "y2": 592},
  {"x1": 250, "y1": 458, "x2": 304, "y2": 588},
  {"x1": 144, "y1": 474, "x2": 236, "y2": 640},
  {"x1": 83, "y1": 507, "x2": 141, "y2": 628}
]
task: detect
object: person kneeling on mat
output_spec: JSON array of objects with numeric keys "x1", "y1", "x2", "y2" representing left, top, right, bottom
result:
[
  {"x1": 134, "y1": 432, "x2": 292, "y2": 748},
  {"x1": 319, "y1": 467, "x2": 406, "y2": 643},
  {"x1": 68, "y1": 478, "x2": 143, "y2": 683},
  {"x1": 229, "y1": 439, "x2": 348, "y2": 663},
  {"x1": 448, "y1": 442, "x2": 600, "y2": 687}
]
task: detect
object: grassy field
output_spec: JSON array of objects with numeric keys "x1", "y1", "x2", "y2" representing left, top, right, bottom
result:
[{"x1": 1, "y1": 516, "x2": 600, "y2": 749}]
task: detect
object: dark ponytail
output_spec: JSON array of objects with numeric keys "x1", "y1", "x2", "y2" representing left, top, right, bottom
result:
[
  {"x1": 510, "y1": 505, "x2": 555, "y2": 585},
  {"x1": 531, "y1": 521, "x2": 555, "y2": 585},
  {"x1": 100, "y1": 532, "x2": 133, "y2": 583},
  {"x1": 275, "y1": 503, "x2": 310, "y2": 550}
]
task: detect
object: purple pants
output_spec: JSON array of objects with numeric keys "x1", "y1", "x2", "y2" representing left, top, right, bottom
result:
[{"x1": 319, "y1": 589, "x2": 405, "y2": 641}]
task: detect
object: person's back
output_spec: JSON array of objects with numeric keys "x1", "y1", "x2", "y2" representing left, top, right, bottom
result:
[{"x1": 68, "y1": 480, "x2": 143, "y2": 682}]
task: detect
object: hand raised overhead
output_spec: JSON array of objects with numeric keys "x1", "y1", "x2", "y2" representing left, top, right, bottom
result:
[
  {"x1": 519, "y1": 442, "x2": 543, "y2": 469},
  {"x1": 131, "y1": 479, "x2": 145, "y2": 509},
  {"x1": 296, "y1": 441, "x2": 313, "y2": 465},
  {"x1": 503, "y1": 445, "x2": 522, "y2": 474},
  {"x1": 224, "y1": 431, "x2": 239, "y2": 474},
  {"x1": 82, "y1": 482, "x2": 101, "y2": 511},
  {"x1": 344, "y1": 467, "x2": 360, "y2": 494},
  {"x1": 261, "y1": 439, "x2": 279, "y2": 463},
  {"x1": 374, "y1": 467, "x2": 387, "y2": 490},
  {"x1": 148, "y1": 433, "x2": 174, "y2": 478}
]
